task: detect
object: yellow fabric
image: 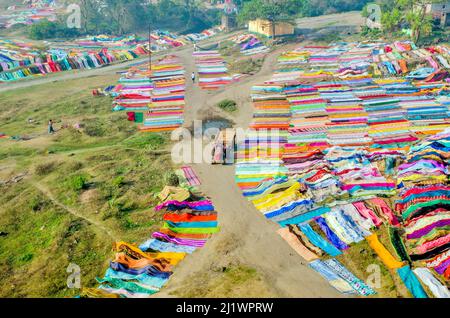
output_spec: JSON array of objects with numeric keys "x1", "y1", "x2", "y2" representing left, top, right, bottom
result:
[
  {"x1": 252, "y1": 183, "x2": 303, "y2": 212},
  {"x1": 366, "y1": 234, "x2": 405, "y2": 269},
  {"x1": 158, "y1": 186, "x2": 190, "y2": 203},
  {"x1": 113, "y1": 242, "x2": 186, "y2": 264}
]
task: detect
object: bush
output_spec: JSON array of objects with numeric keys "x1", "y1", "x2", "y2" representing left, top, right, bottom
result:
[
  {"x1": 217, "y1": 99, "x2": 238, "y2": 113},
  {"x1": 112, "y1": 176, "x2": 125, "y2": 188},
  {"x1": 164, "y1": 171, "x2": 179, "y2": 187},
  {"x1": 67, "y1": 175, "x2": 89, "y2": 192},
  {"x1": 29, "y1": 195, "x2": 45, "y2": 212},
  {"x1": 28, "y1": 20, "x2": 81, "y2": 40},
  {"x1": 34, "y1": 162, "x2": 57, "y2": 176},
  {"x1": 83, "y1": 119, "x2": 105, "y2": 137}
]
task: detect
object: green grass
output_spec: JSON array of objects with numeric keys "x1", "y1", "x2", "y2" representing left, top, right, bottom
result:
[
  {"x1": 0, "y1": 75, "x2": 176, "y2": 297},
  {"x1": 217, "y1": 99, "x2": 238, "y2": 113}
]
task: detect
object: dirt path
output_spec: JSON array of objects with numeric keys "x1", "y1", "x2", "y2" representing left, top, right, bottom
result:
[
  {"x1": 31, "y1": 181, "x2": 118, "y2": 241},
  {"x1": 156, "y1": 47, "x2": 341, "y2": 297}
]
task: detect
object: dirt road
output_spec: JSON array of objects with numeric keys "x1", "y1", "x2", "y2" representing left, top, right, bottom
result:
[{"x1": 156, "y1": 46, "x2": 341, "y2": 297}]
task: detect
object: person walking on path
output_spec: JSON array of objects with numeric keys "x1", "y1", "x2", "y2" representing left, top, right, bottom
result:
[
  {"x1": 48, "y1": 119, "x2": 55, "y2": 134},
  {"x1": 191, "y1": 72, "x2": 196, "y2": 84}
]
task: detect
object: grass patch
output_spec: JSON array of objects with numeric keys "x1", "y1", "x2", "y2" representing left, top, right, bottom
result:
[
  {"x1": 229, "y1": 58, "x2": 264, "y2": 75},
  {"x1": 217, "y1": 99, "x2": 238, "y2": 113}
]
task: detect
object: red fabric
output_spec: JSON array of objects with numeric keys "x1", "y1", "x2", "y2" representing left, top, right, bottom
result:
[
  {"x1": 126, "y1": 112, "x2": 135, "y2": 122},
  {"x1": 163, "y1": 214, "x2": 217, "y2": 222}
]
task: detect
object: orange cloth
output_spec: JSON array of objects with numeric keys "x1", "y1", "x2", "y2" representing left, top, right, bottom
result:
[{"x1": 277, "y1": 227, "x2": 319, "y2": 262}]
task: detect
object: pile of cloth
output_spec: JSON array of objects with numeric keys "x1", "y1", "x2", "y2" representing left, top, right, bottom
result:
[
  {"x1": 235, "y1": 41, "x2": 450, "y2": 298},
  {"x1": 139, "y1": 55, "x2": 186, "y2": 132},
  {"x1": 82, "y1": 168, "x2": 219, "y2": 298},
  {"x1": 373, "y1": 42, "x2": 450, "y2": 78},
  {"x1": 193, "y1": 50, "x2": 232, "y2": 90}
]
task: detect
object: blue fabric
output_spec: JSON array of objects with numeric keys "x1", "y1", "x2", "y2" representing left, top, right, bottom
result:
[
  {"x1": 397, "y1": 266, "x2": 428, "y2": 298},
  {"x1": 165, "y1": 221, "x2": 218, "y2": 228},
  {"x1": 299, "y1": 224, "x2": 342, "y2": 257},
  {"x1": 315, "y1": 217, "x2": 349, "y2": 250},
  {"x1": 139, "y1": 238, "x2": 197, "y2": 254},
  {"x1": 278, "y1": 207, "x2": 330, "y2": 227},
  {"x1": 103, "y1": 268, "x2": 168, "y2": 289}
]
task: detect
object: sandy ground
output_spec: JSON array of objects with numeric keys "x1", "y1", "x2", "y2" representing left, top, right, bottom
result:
[
  {"x1": 296, "y1": 11, "x2": 365, "y2": 29},
  {"x1": 154, "y1": 46, "x2": 342, "y2": 298}
]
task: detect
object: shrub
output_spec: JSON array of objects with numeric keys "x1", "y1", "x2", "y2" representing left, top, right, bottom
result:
[
  {"x1": 34, "y1": 162, "x2": 57, "y2": 176},
  {"x1": 217, "y1": 99, "x2": 237, "y2": 113},
  {"x1": 29, "y1": 195, "x2": 45, "y2": 212},
  {"x1": 67, "y1": 175, "x2": 89, "y2": 192},
  {"x1": 164, "y1": 171, "x2": 179, "y2": 187},
  {"x1": 83, "y1": 119, "x2": 105, "y2": 137},
  {"x1": 112, "y1": 176, "x2": 125, "y2": 188}
]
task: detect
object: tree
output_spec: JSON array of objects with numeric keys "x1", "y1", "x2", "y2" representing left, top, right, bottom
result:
[
  {"x1": 378, "y1": 0, "x2": 446, "y2": 43},
  {"x1": 238, "y1": 0, "x2": 305, "y2": 38}
]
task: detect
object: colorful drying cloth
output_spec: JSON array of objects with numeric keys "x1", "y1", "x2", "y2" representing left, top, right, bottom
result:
[
  {"x1": 366, "y1": 233, "x2": 405, "y2": 269},
  {"x1": 397, "y1": 266, "x2": 428, "y2": 298},
  {"x1": 155, "y1": 200, "x2": 214, "y2": 211},
  {"x1": 309, "y1": 259, "x2": 357, "y2": 295},
  {"x1": 299, "y1": 223, "x2": 342, "y2": 257},
  {"x1": 413, "y1": 268, "x2": 450, "y2": 298},
  {"x1": 277, "y1": 227, "x2": 319, "y2": 261},
  {"x1": 182, "y1": 166, "x2": 201, "y2": 186},
  {"x1": 315, "y1": 216, "x2": 350, "y2": 251}
]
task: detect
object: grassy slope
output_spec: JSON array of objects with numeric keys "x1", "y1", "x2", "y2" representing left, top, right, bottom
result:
[{"x1": 0, "y1": 75, "x2": 176, "y2": 297}]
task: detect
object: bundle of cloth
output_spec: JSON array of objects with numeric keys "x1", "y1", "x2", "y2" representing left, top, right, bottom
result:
[
  {"x1": 81, "y1": 170, "x2": 219, "y2": 298},
  {"x1": 193, "y1": 50, "x2": 232, "y2": 90}
]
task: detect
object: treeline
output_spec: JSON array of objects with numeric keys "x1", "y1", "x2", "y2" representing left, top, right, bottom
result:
[
  {"x1": 27, "y1": 0, "x2": 375, "y2": 40},
  {"x1": 237, "y1": 0, "x2": 372, "y2": 23},
  {"x1": 28, "y1": 0, "x2": 222, "y2": 40}
]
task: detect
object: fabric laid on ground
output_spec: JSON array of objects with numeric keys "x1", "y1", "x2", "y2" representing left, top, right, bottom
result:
[
  {"x1": 113, "y1": 55, "x2": 186, "y2": 133},
  {"x1": 309, "y1": 259, "x2": 376, "y2": 296},
  {"x1": 277, "y1": 227, "x2": 319, "y2": 261},
  {"x1": 235, "y1": 40, "x2": 450, "y2": 297},
  {"x1": 366, "y1": 233, "x2": 405, "y2": 269},
  {"x1": 193, "y1": 50, "x2": 232, "y2": 90},
  {"x1": 397, "y1": 265, "x2": 428, "y2": 298},
  {"x1": 413, "y1": 267, "x2": 450, "y2": 298}
]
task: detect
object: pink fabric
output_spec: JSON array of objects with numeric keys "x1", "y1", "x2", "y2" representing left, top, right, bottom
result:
[
  {"x1": 417, "y1": 234, "x2": 450, "y2": 254},
  {"x1": 369, "y1": 198, "x2": 400, "y2": 227},
  {"x1": 353, "y1": 202, "x2": 383, "y2": 227}
]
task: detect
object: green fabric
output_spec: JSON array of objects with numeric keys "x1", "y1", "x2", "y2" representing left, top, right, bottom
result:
[
  {"x1": 389, "y1": 226, "x2": 411, "y2": 263},
  {"x1": 134, "y1": 112, "x2": 144, "y2": 123}
]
